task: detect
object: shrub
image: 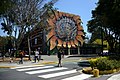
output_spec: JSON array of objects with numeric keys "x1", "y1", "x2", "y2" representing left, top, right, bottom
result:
[
  {"x1": 96, "y1": 58, "x2": 114, "y2": 70},
  {"x1": 89, "y1": 57, "x2": 120, "y2": 71},
  {"x1": 99, "y1": 69, "x2": 117, "y2": 75},
  {"x1": 113, "y1": 60, "x2": 120, "y2": 69},
  {"x1": 89, "y1": 58, "x2": 97, "y2": 69},
  {"x1": 89, "y1": 57, "x2": 108, "y2": 70}
]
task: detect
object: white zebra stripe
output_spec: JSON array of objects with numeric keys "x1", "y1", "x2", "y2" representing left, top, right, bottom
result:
[
  {"x1": 62, "y1": 73, "x2": 92, "y2": 80},
  {"x1": 11, "y1": 65, "x2": 92, "y2": 80},
  {"x1": 26, "y1": 67, "x2": 68, "y2": 74},
  {"x1": 38, "y1": 69, "x2": 77, "y2": 78},
  {"x1": 17, "y1": 66, "x2": 54, "y2": 71},
  {"x1": 10, "y1": 65, "x2": 44, "y2": 69}
]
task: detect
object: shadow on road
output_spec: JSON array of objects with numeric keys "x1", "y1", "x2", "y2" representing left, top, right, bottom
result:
[{"x1": 77, "y1": 60, "x2": 90, "y2": 67}]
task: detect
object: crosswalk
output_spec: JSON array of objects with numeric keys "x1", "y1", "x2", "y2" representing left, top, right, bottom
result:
[{"x1": 10, "y1": 65, "x2": 92, "y2": 80}]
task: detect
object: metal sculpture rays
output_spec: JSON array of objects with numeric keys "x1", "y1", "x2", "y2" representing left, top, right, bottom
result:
[{"x1": 47, "y1": 11, "x2": 84, "y2": 50}]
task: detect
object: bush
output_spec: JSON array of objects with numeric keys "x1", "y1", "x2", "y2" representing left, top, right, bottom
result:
[
  {"x1": 89, "y1": 58, "x2": 97, "y2": 69},
  {"x1": 96, "y1": 58, "x2": 114, "y2": 70},
  {"x1": 113, "y1": 60, "x2": 120, "y2": 69},
  {"x1": 89, "y1": 57, "x2": 120, "y2": 71},
  {"x1": 89, "y1": 57, "x2": 108, "y2": 70},
  {"x1": 99, "y1": 69, "x2": 117, "y2": 75}
]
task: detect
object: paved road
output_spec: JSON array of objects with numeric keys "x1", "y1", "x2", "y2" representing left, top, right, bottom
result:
[
  {"x1": 0, "y1": 65, "x2": 92, "y2": 80},
  {"x1": 0, "y1": 64, "x2": 118, "y2": 80}
]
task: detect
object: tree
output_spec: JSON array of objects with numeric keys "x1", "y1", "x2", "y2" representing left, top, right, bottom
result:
[
  {"x1": 0, "y1": 36, "x2": 14, "y2": 60},
  {"x1": 0, "y1": 0, "x2": 14, "y2": 15},
  {"x1": 0, "y1": 0, "x2": 59, "y2": 59},
  {"x1": 87, "y1": 0, "x2": 120, "y2": 53}
]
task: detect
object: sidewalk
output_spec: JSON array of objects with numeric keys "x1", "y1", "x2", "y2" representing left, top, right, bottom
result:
[
  {"x1": 0, "y1": 54, "x2": 84, "y2": 68},
  {"x1": 0, "y1": 54, "x2": 97, "y2": 68},
  {"x1": 107, "y1": 73, "x2": 120, "y2": 80},
  {"x1": 0, "y1": 55, "x2": 59, "y2": 68}
]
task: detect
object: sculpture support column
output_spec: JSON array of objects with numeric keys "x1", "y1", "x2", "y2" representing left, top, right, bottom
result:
[
  {"x1": 68, "y1": 48, "x2": 71, "y2": 55},
  {"x1": 78, "y1": 44, "x2": 80, "y2": 55}
]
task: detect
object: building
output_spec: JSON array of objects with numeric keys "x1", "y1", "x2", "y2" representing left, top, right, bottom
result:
[{"x1": 20, "y1": 11, "x2": 84, "y2": 55}]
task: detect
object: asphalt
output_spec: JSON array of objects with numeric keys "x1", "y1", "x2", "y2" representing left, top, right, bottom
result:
[
  {"x1": 0, "y1": 55, "x2": 82, "y2": 68},
  {"x1": 0, "y1": 55, "x2": 120, "y2": 80},
  {"x1": 0, "y1": 54, "x2": 90, "y2": 68}
]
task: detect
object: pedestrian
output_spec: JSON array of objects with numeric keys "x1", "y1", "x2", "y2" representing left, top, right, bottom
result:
[
  {"x1": 19, "y1": 50, "x2": 24, "y2": 64},
  {"x1": 57, "y1": 47, "x2": 64, "y2": 67},
  {"x1": 38, "y1": 47, "x2": 43, "y2": 60},
  {"x1": 34, "y1": 49, "x2": 39, "y2": 63}
]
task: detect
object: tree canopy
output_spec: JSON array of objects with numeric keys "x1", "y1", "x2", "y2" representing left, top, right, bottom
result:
[
  {"x1": 87, "y1": 0, "x2": 120, "y2": 52},
  {"x1": 0, "y1": 0, "x2": 58, "y2": 56}
]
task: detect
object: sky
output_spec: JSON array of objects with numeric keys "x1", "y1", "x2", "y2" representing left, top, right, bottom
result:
[{"x1": 0, "y1": 0, "x2": 98, "y2": 37}]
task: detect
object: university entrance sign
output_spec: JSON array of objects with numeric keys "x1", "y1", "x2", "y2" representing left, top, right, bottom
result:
[{"x1": 47, "y1": 11, "x2": 84, "y2": 50}]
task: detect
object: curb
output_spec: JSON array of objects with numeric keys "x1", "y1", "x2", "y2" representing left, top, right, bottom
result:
[
  {"x1": 0, "y1": 66, "x2": 16, "y2": 68},
  {"x1": 41, "y1": 61, "x2": 57, "y2": 64},
  {"x1": 0, "y1": 61, "x2": 57, "y2": 69}
]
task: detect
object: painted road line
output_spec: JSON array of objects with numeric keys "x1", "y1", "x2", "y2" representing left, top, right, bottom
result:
[
  {"x1": 10, "y1": 65, "x2": 44, "y2": 69},
  {"x1": 62, "y1": 73, "x2": 92, "y2": 80},
  {"x1": 26, "y1": 67, "x2": 68, "y2": 74},
  {"x1": 38, "y1": 69, "x2": 77, "y2": 78},
  {"x1": 17, "y1": 66, "x2": 54, "y2": 71}
]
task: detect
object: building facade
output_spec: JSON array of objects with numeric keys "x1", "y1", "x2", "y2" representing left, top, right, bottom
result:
[{"x1": 20, "y1": 11, "x2": 85, "y2": 55}]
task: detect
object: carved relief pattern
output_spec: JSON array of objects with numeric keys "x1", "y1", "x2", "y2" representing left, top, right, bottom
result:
[{"x1": 47, "y1": 11, "x2": 84, "y2": 50}]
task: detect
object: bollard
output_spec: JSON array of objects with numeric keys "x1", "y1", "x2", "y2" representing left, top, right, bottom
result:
[{"x1": 93, "y1": 69, "x2": 99, "y2": 77}]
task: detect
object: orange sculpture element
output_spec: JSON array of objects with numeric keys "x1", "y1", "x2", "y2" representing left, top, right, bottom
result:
[
  {"x1": 47, "y1": 29, "x2": 55, "y2": 41},
  {"x1": 57, "y1": 39, "x2": 63, "y2": 47},
  {"x1": 74, "y1": 39, "x2": 79, "y2": 46},
  {"x1": 54, "y1": 12, "x2": 59, "y2": 20},
  {"x1": 76, "y1": 35, "x2": 84, "y2": 45},
  {"x1": 58, "y1": 12, "x2": 62, "y2": 17},
  {"x1": 76, "y1": 19, "x2": 81, "y2": 24},
  {"x1": 77, "y1": 31, "x2": 84, "y2": 36},
  {"x1": 52, "y1": 17, "x2": 56, "y2": 23},
  {"x1": 70, "y1": 40, "x2": 76, "y2": 48},
  {"x1": 73, "y1": 16, "x2": 80, "y2": 21},
  {"x1": 50, "y1": 36, "x2": 57, "y2": 50},
  {"x1": 47, "y1": 11, "x2": 84, "y2": 50},
  {"x1": 47, "y1": 19, "x2": 54, "y2": 27},
  {"x1": 65, "y1": 13, "x2": 69, "y2": 17},
  {"x1": 77, "y1": 25, "x2": 83, "y2": 31}
]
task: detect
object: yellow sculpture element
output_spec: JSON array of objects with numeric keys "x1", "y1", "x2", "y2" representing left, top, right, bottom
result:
[
  {"x1": 57, "y1": 39, "x2": 63, "y2": 47},
  {"x1": 67, "y1": 41, "x2": 71, "y2": 48},
  {"x1": 63, "y1": 42, "x2": 66, "y2": 47}
]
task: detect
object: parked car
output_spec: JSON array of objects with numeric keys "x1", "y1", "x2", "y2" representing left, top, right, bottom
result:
[{"x1": 99, "y1": 50, "x2": 109, "y2": 56}]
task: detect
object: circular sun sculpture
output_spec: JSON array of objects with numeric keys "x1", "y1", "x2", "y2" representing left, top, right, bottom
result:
[{"x1": 47, "y1": 11, "x2": 84, "y2": 50}]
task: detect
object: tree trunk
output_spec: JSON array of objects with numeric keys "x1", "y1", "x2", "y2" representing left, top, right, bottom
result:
[
  {"x1": 119, "y1": 37, "x2": 120, "y2": 53},
  {"x1": 101, "y1": 28, "x2": 103, "y2": 53},
  {"x1": 108, "y1": 42, "x2": 114, "y2": 53},
  {"x1": 28, "y1": 36, "x2": 31, "y2": 61}
]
